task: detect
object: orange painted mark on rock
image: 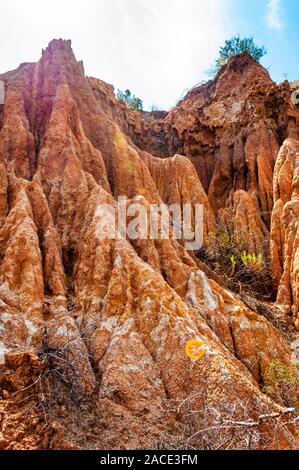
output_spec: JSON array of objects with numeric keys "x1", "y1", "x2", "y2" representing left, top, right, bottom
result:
[{"x1": 185, "y1": 338, "x2": 206, "y2": 360}]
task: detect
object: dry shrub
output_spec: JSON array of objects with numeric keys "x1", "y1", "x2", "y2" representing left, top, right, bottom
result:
[{"x1": 198, "y1": 227, "x2": 273, "y2": 299}]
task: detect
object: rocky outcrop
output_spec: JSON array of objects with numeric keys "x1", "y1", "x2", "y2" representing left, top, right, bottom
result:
[
  {"x1": 218, "y1": 189, "x2": 269, "y2": 254},
  {"x1": 141, "y1": 152, "x2": 216, "y2": 244},
  {"x1": 271, "y1": 138, "x2": 299, "y2": 328},
  {"x1": 98, "y1": 54, "x2": 298, "y2": 254},
  {"x1": 0, "y1": 40, "x2": 298, "y2": 450}
]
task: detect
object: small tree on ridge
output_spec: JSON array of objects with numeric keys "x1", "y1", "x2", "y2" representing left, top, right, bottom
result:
[
  {"x1": 210, "y1": 35, "x2": 267, "y2": 76},
  {"x1": 116, "y1": 88, "x2": 143, "y2": 111}
]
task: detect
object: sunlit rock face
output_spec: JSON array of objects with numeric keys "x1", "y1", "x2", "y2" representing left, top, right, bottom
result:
[
  {"x1": 107, "y1": 53, "x2": 298, "y2": 248},
  {"x1": 271, "y1": 138, "x2": 299, "y2": 328},
  {"x1": 0, "y1": 40, "x2": 298, "y2": 450}
]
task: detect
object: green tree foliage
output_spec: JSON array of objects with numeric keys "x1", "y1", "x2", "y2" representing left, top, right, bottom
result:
[
  {"x1": 211, "y1": 35, "x2": 267, "y2": 76},
  {"x1": 116, "y1": 88, "x2": 143, "y2": 111}
]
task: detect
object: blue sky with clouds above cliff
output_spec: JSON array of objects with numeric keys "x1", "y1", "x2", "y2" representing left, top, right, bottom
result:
[{"x1": 0, "y1": 0, "x2": 298, "y2": 110}]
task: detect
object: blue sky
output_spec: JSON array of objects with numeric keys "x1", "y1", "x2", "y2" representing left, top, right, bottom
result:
[
  {"x1": 232, "y1": 0, "x2": 299, "y2": 83},
  {"x1": 0, "y1": 0, "x2": 298, "y2": 110}
]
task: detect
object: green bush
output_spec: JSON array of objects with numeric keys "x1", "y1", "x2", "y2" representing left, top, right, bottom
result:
[
  {"x1": 210, "y1": 35, "x2": 267, "y2": 76},
  {"x1": 116, "y1": 88, "x2": 143, "y2": 111},
  {"x1": 238, "y1": 251, "x2": 263, "y2": 272}
]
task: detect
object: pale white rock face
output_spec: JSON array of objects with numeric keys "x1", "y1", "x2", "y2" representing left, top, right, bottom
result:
[
  {"x1": 150, "y1": 314, "x2": 170, "y2": 354},
  {"x1": 0, "y1": 340, "x2": 9, "y2": 365},
  {"x1": 186, "y1": 270, "x2": 218, "y2": 314},
  {"x1": 24, "y1": 319, "x2": 39, "y2": 344}
]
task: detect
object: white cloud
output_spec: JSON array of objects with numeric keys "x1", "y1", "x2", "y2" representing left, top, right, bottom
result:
[
  {"x1": 265, "y1": 0, "x2": 283, "y2": 32},
  {"x1": 98, "y1": 0, "x2": 235, "y2": 109},
  {"x1": 0, "y1": 0, "x2": 234, "y2": 110}
]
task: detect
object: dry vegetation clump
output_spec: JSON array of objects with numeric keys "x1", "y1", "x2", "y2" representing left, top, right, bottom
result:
[
  {"x1": 198, "y1": 227, "x2": 273, "y2": 300},
  {"x1": 262, "y1": 360, "x2": 299, "y2": 408}
]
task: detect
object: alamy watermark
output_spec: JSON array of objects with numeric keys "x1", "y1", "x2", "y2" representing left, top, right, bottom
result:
[
  {"x1": 0, "y1": 80, "x2": 4, "y2": 105},
  {"x1": 95, "y1": 197, "x2": 204, "y2": 251}
]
